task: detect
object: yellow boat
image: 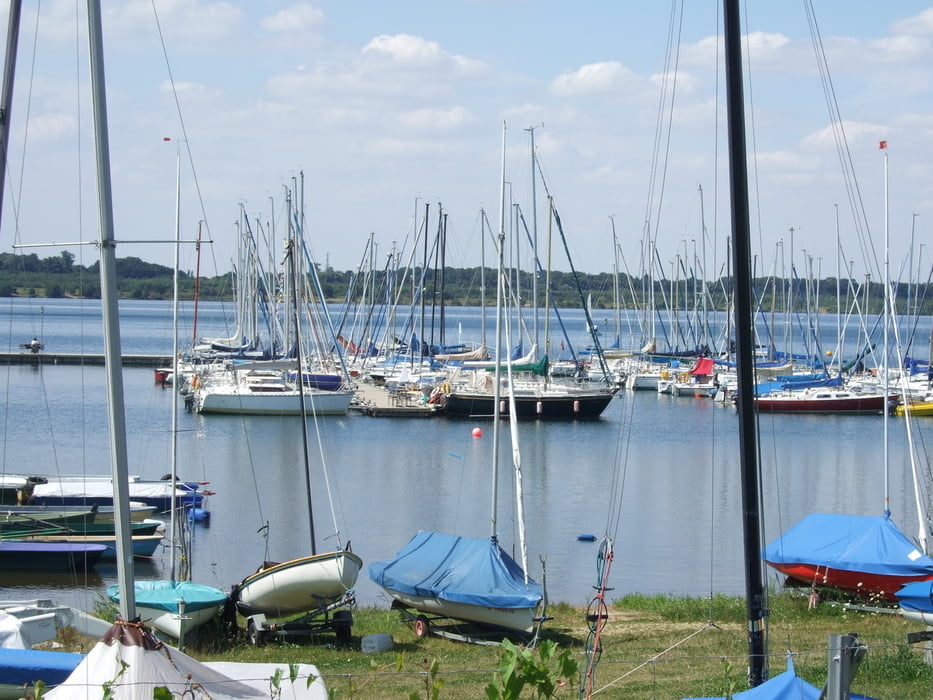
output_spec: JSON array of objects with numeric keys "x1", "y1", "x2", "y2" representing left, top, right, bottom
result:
[{"x1": 894, "y1": 400, "x2": 933, "y2": 417}]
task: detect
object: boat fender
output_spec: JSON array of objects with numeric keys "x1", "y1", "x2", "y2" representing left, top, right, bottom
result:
[
  {"x1": 188, "y1": 507, "x2": 210, "y2": 523},
  {"x1": 361, "y1": 633, "x2": 394, "y2": 653}
]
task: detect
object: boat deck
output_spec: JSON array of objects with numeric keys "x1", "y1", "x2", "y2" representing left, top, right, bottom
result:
[{"x1": 351, "y1": 382, "x2": 443, "y2": 418}]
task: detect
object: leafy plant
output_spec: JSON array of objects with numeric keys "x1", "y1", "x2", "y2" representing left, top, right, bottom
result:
[{"x1": 485, "y1": 639, "x2": 577, "y2": 699}]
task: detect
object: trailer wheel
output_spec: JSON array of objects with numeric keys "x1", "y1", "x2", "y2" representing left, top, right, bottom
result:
[
  {"x1": 413, "y1": 615, "x2": 431, "y2": 638},
  {"x1": 247, "y1": 619, "x2": 265, "y2": 646}
]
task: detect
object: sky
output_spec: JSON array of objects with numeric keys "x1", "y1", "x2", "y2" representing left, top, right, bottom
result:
[{"x1": 1, "y1": 0, "x2": 932, "y2": 284}]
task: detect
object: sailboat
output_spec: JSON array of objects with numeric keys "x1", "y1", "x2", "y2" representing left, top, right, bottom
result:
[
  {"x1": 106, "y1": 140, "x2": 227, "y2": 644},
  {"x1": 228, "y1": 235, "x2": 361, "y2": 644},
  {"x1": 763, "y1": 143, "x2": 933, "y2": 601},
  {"x1": 369, "y1": 124, "x2": 546, "y2": 642}
]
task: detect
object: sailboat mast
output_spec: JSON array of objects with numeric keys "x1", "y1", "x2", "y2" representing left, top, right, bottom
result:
[
  {"x1": 170, "y1": 144, "x2": 181, "y2": 581},
  {"x1": 87, "y1": 0, "x2": 136, "y2": 621},
  {"x1": 490, "y1": 121, "x2": 507, "y2": 540},
  {"x1": 0, "y1": 0, "x2": 21, "y2": 229},
  {"x1": 882, "y1": 142, "x2": 890, "y2": 517},
  {"x1": 287, "y1": 218, "x2": 317, "y2": 554},
  {"x1": 723, "y1": 0, "x2": 767, "y2": 685}
]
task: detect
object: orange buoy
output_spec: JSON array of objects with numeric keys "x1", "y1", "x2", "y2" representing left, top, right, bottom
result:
[{"x1": 471, "y1": 427, "x2": 483, "y2": 438}]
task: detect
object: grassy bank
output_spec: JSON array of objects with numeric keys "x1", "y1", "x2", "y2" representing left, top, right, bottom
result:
[{"x1": 98, "y1": 592, "x2": 929, "y2": 698}]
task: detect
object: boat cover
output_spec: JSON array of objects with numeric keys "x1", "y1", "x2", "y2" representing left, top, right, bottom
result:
[
  {"x1": 44, "y1": 620, "x2": 327, "y2": 699},
  {"x1": 368, "y1": 531, "x2": 542, "y2": 609},
  {"x1": 763, "y1": 513, "x2": 933, "y2": 576},
  {"x1": 689, "y1": 357, "x2": 715, "y2": 375},
  {"x1": 0, "y1": 647, "x2": 84, "y2": 685},
  {"x1": 682, "y1": 654, "x2": 877, "y2": 699},
  {"x1": 895, "y1": 579, "x2": 933, "y2": 615},
  {"x1": 108, "y1": 580, "x2": 228, "y2": 613}
]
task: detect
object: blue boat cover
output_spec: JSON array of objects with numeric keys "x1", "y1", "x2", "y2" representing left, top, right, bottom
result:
[
  {"x1": 895, "y1": 579, "x2": 933, "y2": 614},
  {"x1": 368, "y1": 531, "x2": 542, "y2": 609},
  {"x1": 108, "y1": 580, "x2": 228, "y2": 613},
  {"x1": 764, "y1": 513, "x2": 933, "y2": 576},
  {"x1": 683, "y1": 655, "x2": 878, "y2": 699},
  {"x1": 0, "y1": 648, "x2": 83, "y2": 685}
]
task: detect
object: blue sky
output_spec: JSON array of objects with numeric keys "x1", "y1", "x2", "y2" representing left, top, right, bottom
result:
[{"x1": 2, "y1": 1, "x2": 932, "y2": 284}]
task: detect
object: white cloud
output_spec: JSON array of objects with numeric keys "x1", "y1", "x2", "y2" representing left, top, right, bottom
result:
[
  {"x1": 892, "y1": 8, "x2": 933, "y2": 35},
  {"x1": 756, "y1": 150, "x2": 821, "y2": 171},
  {"x1": 362, "y1": 34, "x2": 488, "y2": 78},
  {"x1": 801, "y1": 121, "x2": 887, "y2": 150},
  {"x1": 868, "y1": 34, "x2": 932, "y2": 63},
  {"x1": 107, "y1": 0, "x2": 245, "y2": 45},
  {"x1": 398, "y1": 107, "x2": 477, "y2": 131},
  {"x1": 647, "y1": 71, "x2": 704, "y2": 97},
  {"x1": 550, "y1": 61, "x2": 638, "y2": 96},
  {"x1": 744, "y1": 31, "x2": 791, "y2": 59},
  {"x1": 261, "y1": 3, "x2": 325, "y2": 33},
  {"x1": 26, "y1": 113, "x2": 77, "y2": 143}
]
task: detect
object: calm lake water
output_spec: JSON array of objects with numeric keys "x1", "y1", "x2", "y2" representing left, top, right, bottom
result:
[{"x1": 2, "y1": 297, "x2": 932, "y2": 615}]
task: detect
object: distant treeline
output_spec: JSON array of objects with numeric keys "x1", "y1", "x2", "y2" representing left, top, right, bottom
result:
[{"x1": 1, "y1": 250, "x2": 930, "y2": 315}]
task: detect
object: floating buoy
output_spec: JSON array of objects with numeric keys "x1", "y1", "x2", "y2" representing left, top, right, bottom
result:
[
  {"x1": 471, "y1": 427, "x2": 483, "y2": 439},
  {"x1": 188, "y1": 508, "x2": 211, "y2": 524},
  {"x1": 577, "y1": 533, "x2": 597, "y2": 542}
]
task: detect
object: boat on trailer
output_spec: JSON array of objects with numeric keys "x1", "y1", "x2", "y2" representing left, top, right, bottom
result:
[{"x1": 369, "y1": 530, "x2": 543, "y2": 641}]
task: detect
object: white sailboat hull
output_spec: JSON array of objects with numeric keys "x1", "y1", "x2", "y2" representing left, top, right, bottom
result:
[
  {"x1": 234, "y1": 550, "x2": 362, "y2": 617},
  {"x1": 138, "y1": 602, "x2": 224, "y2": 640},
  {"x1": 382, "y1": 589, "x2": 537, "y2": 635},
  {"x1": 196, "y1": 387, "x2": 353, "y2": 415}
]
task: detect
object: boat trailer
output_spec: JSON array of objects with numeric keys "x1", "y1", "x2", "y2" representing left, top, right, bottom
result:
[
  {"x1": 392, "y1": 601, "x2": 548, "y2": 647},
  {"x1": 245, "y1": 592, "x2": 355, "y2": 646}
]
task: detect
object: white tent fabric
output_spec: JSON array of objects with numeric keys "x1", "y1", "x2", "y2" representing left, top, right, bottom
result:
[
  {"x1": 46, "y1": 620, "x2": 326, "y2": 699},
  {"x1": 0, "y1": 612, "x2": 27, "y2": 649}
]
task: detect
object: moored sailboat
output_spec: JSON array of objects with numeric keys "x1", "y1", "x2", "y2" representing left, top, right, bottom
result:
[
  {"x1": 228, "y1": 236, "x2": 360, "y2": 644},
  {"x1": 369, "y1": 124, "x2": 545, "y2": 642}
]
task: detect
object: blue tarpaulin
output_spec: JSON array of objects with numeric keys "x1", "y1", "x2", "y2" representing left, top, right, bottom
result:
[
  {"x1": 368, "y1": 531, "x2": 542, "y2": 609},
  {"x1": 0, "y1": 648, "x2": 83, "y2": 685},
  {"x1": 764, "y1": 513, "x2": 933, "y2": 577},
  {"x1": 683, "y1": 654, "x2": 878, "y2": 699},
  {"x1": 896, "y1": 579, "x2": 933, "y2": 615}
]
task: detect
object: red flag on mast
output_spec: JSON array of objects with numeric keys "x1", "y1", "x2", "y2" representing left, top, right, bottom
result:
[{"x1": 879, "y1": 140, "x2": 888, "y2": 149}]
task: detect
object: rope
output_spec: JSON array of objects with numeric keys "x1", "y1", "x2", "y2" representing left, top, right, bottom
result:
[
  {"x1": 590, "y1": 622, "x2": 718, "y2": 695},
  {"x1": 580, "y1": 537, "x2": 613, "y2": 699}
]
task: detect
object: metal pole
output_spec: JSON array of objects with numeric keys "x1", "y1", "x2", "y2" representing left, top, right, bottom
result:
[
  {"x1": 87, "y1": 0, "x2": 136, "y2": 620},
  {"x1": 0, "y1": 0, "x2": 22, "y2": 230},
  {"x1": 723, "y1": 0, "x2": 767, "y2": 685}
]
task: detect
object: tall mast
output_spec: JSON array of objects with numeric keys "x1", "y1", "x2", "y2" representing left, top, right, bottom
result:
[
  {"x1": 723, "y1": 0, "x2": 767, "y2": 685},
  {"x1": 0, "y1": 0, "x2": 22, "y2": 228},
  {"x1": 881, "y1": 141, "x2": 890, "y2": 518},
  {"x1": 490, "y1": 121, "x2": 507, "y2": 540},
  {"x1": 88, "y1": 0, "x2": 136, "y2": 620}
]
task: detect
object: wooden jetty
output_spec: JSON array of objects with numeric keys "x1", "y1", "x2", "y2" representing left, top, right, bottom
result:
[
  {"x1": 0, "y1": 352, "x2": 171, "y2": 368},
  {"x1": 352, "y1": 381, "x2": 443, "y2": 418}
]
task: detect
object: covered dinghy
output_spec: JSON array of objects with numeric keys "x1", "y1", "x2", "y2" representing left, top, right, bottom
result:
[
  {"x1": 896, "y1": 579, "x2": 933, "y2": 625},
  {"x1": 368, "y1": 531, "x2": 543, "y2": 636},
  {"x1": 764, "y1": 513, "x2": 933, "y2": 600},
  {"x1": 46, "y1": 618, "x2": 326, "y2": 699},
  {"x1": 682, "y1": 654, "x2": 878, "y2": 699}
]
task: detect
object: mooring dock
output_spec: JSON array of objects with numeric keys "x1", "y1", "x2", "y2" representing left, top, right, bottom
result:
[
  {"x1": 0, "y1": 352, "x2": 172, "y2": 367},
  {"x1": 351, "y1": 381, "x2": 443, "y2": 418}
]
